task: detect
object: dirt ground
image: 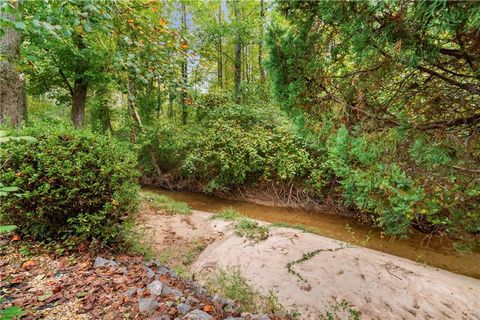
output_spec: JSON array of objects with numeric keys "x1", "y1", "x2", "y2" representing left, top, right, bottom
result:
[{"x1": 139, "y1": 208, "x2": 480, "y2": 320}]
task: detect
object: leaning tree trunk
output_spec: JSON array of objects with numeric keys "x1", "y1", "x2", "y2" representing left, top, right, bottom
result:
[
  {"x1": 0, "y1": 1, "x2": 26, "y2": 128},
  {"x1": 71, "y1": 78, "x2": 87, "y2": 128}
]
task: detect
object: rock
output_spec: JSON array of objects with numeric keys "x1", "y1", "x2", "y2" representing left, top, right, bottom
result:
[
  {"x1": 137, "y1": 288, "x2": 145, "y2": 296},
  {"x1": 93, "y1": 256, "x2": 118, "y2": 268},
  {"x1": 184, "y1": 309, "x2": 213, "y2": 320},
  {"x1": 225, "y1": 318, "x2": 244, "y2": 320},
  {"x1": 147, "y1": 280, "x2": 164, "y2": 296},
  {"x1": 257, "y1": 315, "x2": 270, "y2": 320},
  {"x1": 166, "y1": 301, "x2": 175, "y2": 308},
  {"x1": 144, "y1": 266, "x2": 155, "y2": 278},
  {"x1": 118, "y1": 267, "x2": 128, "y2": 275},
  {"x1": 147, "y1": 258, "x2": 163, "y2": 268},
  {"x1": 138, "y1": 297, "x2": 159, "y2": 314},
  {"x1": 186, "y1": 296, "x2": 200, "y2": 305},
  {"x1": 177, "y1": 303, "x2": 191, "y2": 314},
  {"x1": 125, "y1": 288, "x2": 136, "y2": 297},
  {"x1": 192, "y1": 284, "x2": 208, "y2": 296},
  {"x1": 157, "y1": 266, "x2": 172, "y2": 276},
  {"x1": 162, "y1": 286, "x2": 182, "y2": 298}
]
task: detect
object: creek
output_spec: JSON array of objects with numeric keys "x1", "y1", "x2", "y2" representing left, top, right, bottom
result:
[{"x1": 146, "y1": 187, "x2": 480, "y2": 279}]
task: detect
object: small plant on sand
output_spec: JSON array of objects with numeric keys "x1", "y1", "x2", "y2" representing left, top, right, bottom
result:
[
  {"x1": 319, "y1": 298, "x2": 361, "y2": 320},
  {"x1": 234, "y1": 218, "x2": 269, "y2": 242},
  {"x1": 142, "y1": 191, "x2": 192, "y2": 215},
  {"x1": 211, "y1": 207, "x2": 243, "y2": 221},
  {"x1": 215, "y1": 269, "x2": 259, "y2": 313}
]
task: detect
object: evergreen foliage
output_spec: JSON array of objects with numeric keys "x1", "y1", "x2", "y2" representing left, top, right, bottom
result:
[{"x1": 266, "y1": 0, "x2": 480, "y2": 238}]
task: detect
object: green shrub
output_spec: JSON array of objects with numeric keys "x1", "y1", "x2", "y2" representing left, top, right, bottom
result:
[
  {"x1": 0, "y1": 124, "x2": 139, "y2": 243},
  {"x1": 234, "y1": 218, "x2": 269, "y2": 242},
  {"x1": 211, "y1": 207, "x2": 243, "y2": 221}
]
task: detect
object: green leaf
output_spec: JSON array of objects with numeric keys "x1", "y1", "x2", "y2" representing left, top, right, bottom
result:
[
  {"x1": 0, "y1": 225, "x2": 17, "y2": 234},
  {"x1": 0, "y1": 186, "x2": 19, "y2": 192},
  {"x1": 14, "y1": 21, "x2": 26, "y2": 30}
]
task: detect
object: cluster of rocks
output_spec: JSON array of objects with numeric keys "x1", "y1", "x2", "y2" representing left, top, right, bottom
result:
[{"x1": 93, "y1": 256, "x2": 274, "y2": 320}]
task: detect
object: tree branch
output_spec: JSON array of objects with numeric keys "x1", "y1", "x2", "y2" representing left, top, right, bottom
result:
[
  {"x1": 58, "y1": 69, "x2": 74, "y2": 96},
  {"x1": 417, "y1": 65, "x2": 479, "y2": 94}
]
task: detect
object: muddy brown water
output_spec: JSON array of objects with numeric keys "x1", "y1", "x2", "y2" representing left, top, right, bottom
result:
[{"x1": 147, "y1": 187, "x2": 480, "y2": 279}]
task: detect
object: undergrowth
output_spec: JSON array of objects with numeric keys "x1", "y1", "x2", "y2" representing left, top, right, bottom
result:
[{"x1": 141, "y1": 191, "x2": 192, "y2": 215}]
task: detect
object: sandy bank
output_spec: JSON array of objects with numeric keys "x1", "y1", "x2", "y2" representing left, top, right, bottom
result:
[{"x1": 139, "y1": 209, "x2": 480, "y2": 319}]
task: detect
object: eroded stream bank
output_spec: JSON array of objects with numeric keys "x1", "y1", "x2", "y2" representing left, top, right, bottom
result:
[{"x1": 145, "y1": 187, "x2": 480, "y2": 279}]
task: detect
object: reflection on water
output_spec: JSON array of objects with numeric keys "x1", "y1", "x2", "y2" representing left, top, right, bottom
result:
[{"x1": 146, "y1": 187, "x2": 480, "y2": 279}]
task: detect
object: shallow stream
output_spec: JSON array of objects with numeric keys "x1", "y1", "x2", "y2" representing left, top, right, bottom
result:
[{"x1": 147, "y1": 187, "x2": 480, "y2": 279}]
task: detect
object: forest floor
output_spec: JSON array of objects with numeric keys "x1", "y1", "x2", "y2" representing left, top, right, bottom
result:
[
  {"x1": 137, "y1": 206, "x2": 480, "y2": 320},
  {"x1": 0, "y1": 234, "x2": 275, "y2": 319}
]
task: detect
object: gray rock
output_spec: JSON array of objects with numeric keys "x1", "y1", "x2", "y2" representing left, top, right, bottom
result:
[
  {"x1": 177, "y1": 302, "x2": 191, "y2": 314},
  {"x1": 166, "y1": 301, "x2": 175, "y2": 308},
  {"x1": 225, "y1": 318, "x2": 244, "y2": 320},
  {"x1": 118, "y1": 267, "x2": 128, "y2": 275},
  {"x1": 192, "y1": 284, "x2": 208, "y2": 296},
  {"x1": 147, "y1": 258, "x2": 163, "y2": 268},
  {"x1": 186, "y1": 296, "x2": 200, "y2": 305},
  {"x1": 157, "y1": 266, "x2": 173, "y2": 276},
  {"x1": 125, "y1": 288, "x2": 136, "y2": 297},
  {"x1": 147, "y1": 280, "x2": 164, "y2": 296},
  {"x1": 137, "y1": 288, "x2": 145, "y2": 296},
  {"x1": 144, "y1": 266, "x2": 155, "y2": 278},
  {"x1": 138, "y1": 297, "x2": 159, "y2": 314},
  {"x1": 257, "y1": 315, "x2": 271, "y2": 320},
  {"x1": 162, "y1": 286, "x2": 182, "y2": 298},
  {"x1": 93, "y1": 256, "x2": 118, "y2": 268},
  {"x1": 184, "y1": 309, "x2": 213, "y2": 320}
]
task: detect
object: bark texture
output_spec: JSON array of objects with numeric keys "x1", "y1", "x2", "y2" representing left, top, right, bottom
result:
[{"x1": 0, "y1": 4, "x2": 26, "y2": 127}]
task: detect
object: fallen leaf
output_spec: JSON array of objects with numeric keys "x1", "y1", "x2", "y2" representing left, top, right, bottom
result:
[
  {"x1": 11, "y1": 234, "x2": 20, "y2": 241},
  {"x1": 204, "y1": 304, "x2": 213, "y2": 313},
  {"x1": 22, "y1": 260, "x2": 37, "y2": 270}
]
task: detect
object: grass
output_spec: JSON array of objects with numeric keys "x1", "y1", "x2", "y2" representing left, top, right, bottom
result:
[
  {"x1": 234, "y1": 218, "x2": 269, "y2": 242},
  {"x1": 319, "y1": 298, "x2": 361, "y2": 320},
  {"x1": 270, "y1": 222, "x2": 321, "y2": 235},
  {"x1": 207, "y1": 269, "x2": 298, "y2": 317},
  {"x1": 141, "y1": 191, "x2": 192, "y2": 215},
  {"x1": 211, "y1": 207, "x2": 243, "y2": 221},
  {"x1": 211, "y1": 208, "x2": 269, "y2": 242}
]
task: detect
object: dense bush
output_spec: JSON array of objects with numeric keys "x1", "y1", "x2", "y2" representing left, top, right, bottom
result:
[
  {"x1": 0, "y1": 124, "x2": 139, "y2": 242},
  {"x1": 266, "y1": 1, "x2": 480, "y2": 241},
  {"x1": 141, "y1": 103, "x2": 317, "y2": 192}
]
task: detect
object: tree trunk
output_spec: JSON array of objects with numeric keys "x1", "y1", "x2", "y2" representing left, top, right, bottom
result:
[
  {"x1": 168, "y1": 86, "x2": 174, "y2": 118},
  {"x1": 217, "y1": 2, "x2": 223, "y2": 88},
  {"x1": 259, "y1": 0, "x2": 265, "y2": 85},
  {"x1": 71, "y1": 78, "x2": 87, "y2": 128},
  {"x1": 0, "y1": 1, "x2": 26, "y2": 127},
  {"x1": 234, "y1": 0, "x2": 241, "y2": 103},
  {"x1": 180, "y1": 2, "x2": 188, "y2": 125},
  {"x1": 156, "y1": 76, "x2": 162, "y2": 117}
]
